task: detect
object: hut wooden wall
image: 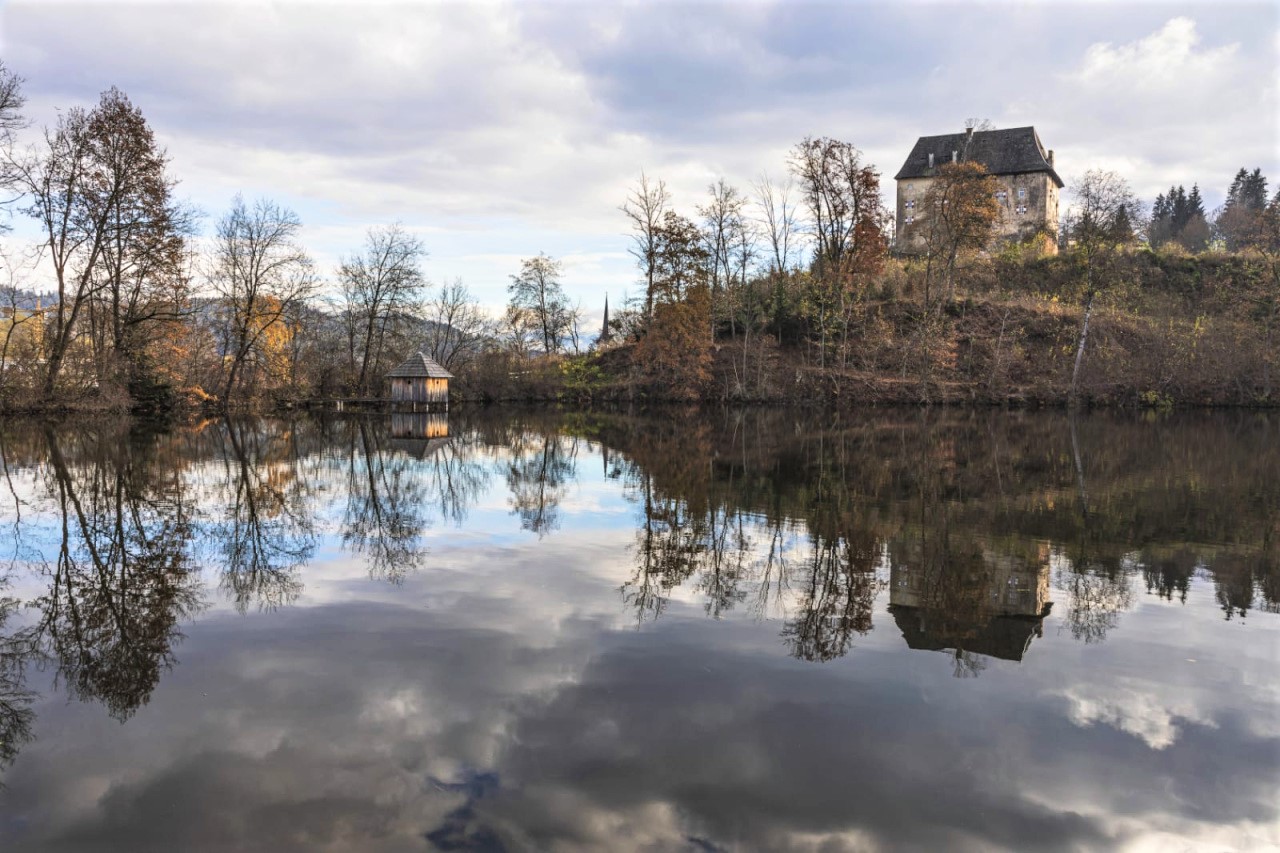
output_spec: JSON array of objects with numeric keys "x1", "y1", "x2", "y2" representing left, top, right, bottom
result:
[
  {"x1": 390, "y1": 412, "x2": 450, "y2": 440},
  {"x1": 390, "y1": 377, "x2": 449, "y2": 405}
]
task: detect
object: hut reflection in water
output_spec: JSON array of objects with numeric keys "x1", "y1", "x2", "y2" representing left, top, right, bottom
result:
[{"x1": 388, "y1": 413, "x2": 451, "y2": 459}]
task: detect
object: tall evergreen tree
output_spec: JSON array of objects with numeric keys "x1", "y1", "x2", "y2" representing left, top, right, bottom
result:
[
  {"x1": 1171, "y1": 186, "x2": 1190, "y2": 232},
  {"x1": 1243, "y1": 169, "x2": 1269, "y2": 210},
  {"x1": 1150, "y1": 190, "x2": 1175, "y2": 246},
  {"x1": 1176, "y1": 185, "x2": 1210, "y2": 252},
  {"x1": 1218, "y1": 168, "x2": 1270, "y2": 251},
  {"x1": 1187, "y1": 185, "x2": 1206, "y2": 219}
]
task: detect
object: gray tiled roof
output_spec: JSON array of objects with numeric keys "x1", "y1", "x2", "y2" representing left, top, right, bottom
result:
[
  {"x1": 894, "y1": 126, "x2": 1063, "y2": 187},
  {"x1": 386, "y1": 352, "x2": 454, "y2": 379}
]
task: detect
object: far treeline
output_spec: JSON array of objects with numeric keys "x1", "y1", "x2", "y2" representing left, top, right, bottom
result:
[{"x1": 0, "y1": 65, "x2": 1277, "y2": 413}]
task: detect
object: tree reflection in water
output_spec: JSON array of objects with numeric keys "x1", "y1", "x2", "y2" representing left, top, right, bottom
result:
[
  {"x1": 601, "y1": 408, "x2": 1278, "y2": 667},
  {"x1": 339, "y1": 415, "x2": 491, "y2": 582},
  {"x1": 343, "y1": 419, "x2": 430, "y2": 584},
  {"x1": 208, "y1": 418, "x2": 313, "y2": 611},
  {"x1": 28, "y1": 424, "x2": 203, "y2": 720},
  {"x1": 505, "y1": 428, "x2": 576, "y2": 538},
  {"x1": 0, "y1": 407, "x2": 1273, "y2": 783},
  {"x1": 0, "y1": 586, "x2": 36, "y2": 777}
]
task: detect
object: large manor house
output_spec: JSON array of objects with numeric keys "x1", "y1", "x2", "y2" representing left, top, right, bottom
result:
[{"x1": 894, "y1": 126, "x2": 1063, "y2": 255}]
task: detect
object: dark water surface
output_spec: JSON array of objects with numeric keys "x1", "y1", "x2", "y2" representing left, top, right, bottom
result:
[{"x1": 0, "y1": 409, "x2": 1276, "y2": 852}]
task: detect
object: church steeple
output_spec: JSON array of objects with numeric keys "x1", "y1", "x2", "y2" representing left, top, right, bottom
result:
[{"x1": 599, "y1": 294, "x2": 612, "y2": 345}]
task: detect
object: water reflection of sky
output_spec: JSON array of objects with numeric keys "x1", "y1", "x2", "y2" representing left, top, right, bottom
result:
[{"x1": 0, "y1": 412, "x2": 1277, "y2": 852}]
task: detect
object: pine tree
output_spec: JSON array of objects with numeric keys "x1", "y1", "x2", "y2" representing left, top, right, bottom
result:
[
  {"x1": 1187, "y1": 185, "x2": 1206, "y2": 219},
  {"x1": 1244, "y1": 169, "x2": 1268, "y2": 210},
  {"x1": 1175, "y1": 185, "x2": 1209, "y2": 252},
  {"x1": 1171, "y1": 186, "x2": 1190, "y2": 233},
  {"x1": 1152, "y1": 193, "x2": 1168, "y2": 220},
  {"x1": 1225, "y1": 169, "x2": 1249, "y2": 210},
  {"x1": 1150, "y1": 191, "x2": 1174, "y2": 246},
  {"x1": 1111, "y1": 204, "x2": 1135, "y2": 244},
  {"x1": 1218, "y1": 169, "x2": 1271, "y2": 251}
]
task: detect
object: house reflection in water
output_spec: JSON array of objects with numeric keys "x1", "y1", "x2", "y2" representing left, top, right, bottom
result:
[
  {"x1": 388, "y1": 413, "x2": 451, "y2": 459},
  {"x1": 889, "y1": 544, "x2": 1053, "y2": 664}
]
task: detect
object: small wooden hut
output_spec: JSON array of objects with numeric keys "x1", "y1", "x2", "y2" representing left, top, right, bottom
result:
[{"x1": 386, "y1": 352, "x2": 453, "y2": 410}]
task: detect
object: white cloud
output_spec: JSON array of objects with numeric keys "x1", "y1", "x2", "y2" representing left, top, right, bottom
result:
[
  {"x1": 1049, "y1": 680, "x2": 1218, "y2": 750},
  {"x1": 1073, "y1": 17, "x2": 1240, "y2": 92},
  {"x1": 1041, "y1": 16, "x2": 1274, "y2": 205}
]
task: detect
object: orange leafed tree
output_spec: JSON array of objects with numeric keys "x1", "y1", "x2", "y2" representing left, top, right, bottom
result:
[
  {"x1": 633, "y1": 212, "x2": 713, "y2": 399},
  {"x1": 789, "y1": 137, "x2": 888, "y2": 367},
  {"x1": 918, "y1": 161, "x2": 1001, "y2": 305}
]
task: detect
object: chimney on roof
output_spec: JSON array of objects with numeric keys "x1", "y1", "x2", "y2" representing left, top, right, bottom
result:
[
  {"x1": 951, "y1": 150, "x2": 958, "y2": 163},
  {"x1": 965, "y1": 126, "x2": 974, "y2": 139},
  {"x1": 1047, "y1": 149, "x2": 1055, "y2": 167},
  {"x1": 928, "y1": 152, "x2": 934, "y2": 168}
]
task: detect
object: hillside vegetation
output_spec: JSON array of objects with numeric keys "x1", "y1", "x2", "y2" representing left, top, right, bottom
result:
[{"x1": 458, "y1": 250, "x2": 1278, "y2": 408}]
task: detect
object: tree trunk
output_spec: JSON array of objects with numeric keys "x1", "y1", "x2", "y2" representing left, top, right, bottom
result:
[
  {"x1": 358, "y1": 310, "x2": 377, "y2": 391},
  {"x1": 1070, "y1": 289, "x2": 1096, "y2": 407}
]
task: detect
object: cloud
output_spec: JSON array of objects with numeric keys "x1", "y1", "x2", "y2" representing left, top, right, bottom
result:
[
  {"x1": 1072, "y1": 17, "x2": 1239, "y2": 92},
  {"x1": 0, "y1": 3, "x2": 1276, "y2": 309},
  {"x1": 1049, "y1": 679, "x2": 1219, "y2": 750},
  {"x1": 1043, "y1": 16, "x2": 1275, "y2": 202}
]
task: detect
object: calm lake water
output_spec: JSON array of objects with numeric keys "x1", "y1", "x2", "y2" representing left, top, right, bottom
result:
[{"x1": 0, "y1": 409, "x2": 1276, "y2": 852}]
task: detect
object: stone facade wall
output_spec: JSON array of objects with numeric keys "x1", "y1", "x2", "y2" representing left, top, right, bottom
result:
[{"x1": 896, "y1": 172, "x2": 1059, "y2": 256}]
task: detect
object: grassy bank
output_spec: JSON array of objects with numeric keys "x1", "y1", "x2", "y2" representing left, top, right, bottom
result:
[{"x1": 455, "y1": 284, "x2": 1275, "y2": 409}]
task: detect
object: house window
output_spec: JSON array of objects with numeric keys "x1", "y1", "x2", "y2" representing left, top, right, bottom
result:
[
  {"x1": 905, "y1": 216, "x2": 914, "y2": 224},
  {"x1": 1017, "y1": 187, "x2": 1026, "y2": 199}
]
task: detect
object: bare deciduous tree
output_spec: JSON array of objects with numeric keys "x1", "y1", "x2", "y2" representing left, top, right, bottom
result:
[
  {"x1": 501, "y1": 305, "x2": 540, "y2": 359},
  {"x1": 789, "y1": 137, "x2": 883, "y2": 275},
  {"x1": 753, "y1": 172, "x2": 797, "y2": 276},
  {"x1": 84, "y1": 88, "x2": 194, "y2": 392},
  {"x1": 699, "y1": 178, "x2": 758, "y2": 339},
  {"x1": 423, "y1": 278, "x2": 491, "y2": 371},
  {"x1": 0, "y1": 247, "x2": 40, "y2": 385},
  {"x1": 788, "y1": 137, "x2": 887, "y2": 368},
  {"x1": 209, "y1": 196, "x2": 316, "y2": 405},
  {"x1": 338, "y1": 223, "x2": 426, "y2": 393},
  {"x1": 0, "y1": 60, "x2": 26, "y2": 215},
  {"x1": 698, "y1": 179, "x2": 746, "y2": 302},
  {"x1": 15, "y1": 87, "x2": 188, "y2": 397},
  {"x1": 1062, "y1": 169, "x2": 1140, "y2": 404},
  {"x1": 509, "y1": 253, "x2": 570, "y2": 355},
  {"x1": 620, "y1": 172, "x2": 669, "y2": 322}
]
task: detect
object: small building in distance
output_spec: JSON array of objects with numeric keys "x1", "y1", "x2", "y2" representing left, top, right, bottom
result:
[
  {"x1": 386, "y1": 352, "x2": 453, "y2": 410},
  {"x1": 894, "y1": 125, "x2": 1063, "y2": 255}
]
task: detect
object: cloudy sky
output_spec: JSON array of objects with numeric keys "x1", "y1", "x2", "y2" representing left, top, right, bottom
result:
[{"x1": 1, "y1": 0, "x2": 1276, "y2": 321}]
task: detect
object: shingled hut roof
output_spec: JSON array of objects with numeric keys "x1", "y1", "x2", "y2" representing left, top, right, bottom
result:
[
  {"x1": 386, "y1": 352, "x2": 453, "y2": 379},
  {"x1": 894, "y1": 126, "x2": 1063, "y2": 187}
]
